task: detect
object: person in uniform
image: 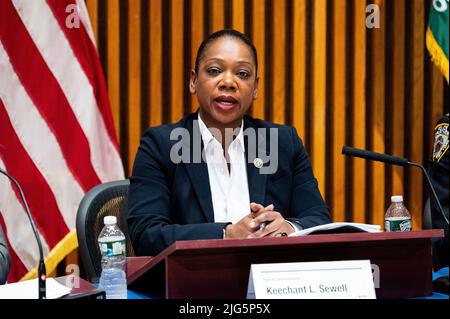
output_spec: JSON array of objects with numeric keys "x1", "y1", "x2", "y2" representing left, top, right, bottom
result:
[{"x1": 428, "y1": 113, "x2": 449, "y2": 270}]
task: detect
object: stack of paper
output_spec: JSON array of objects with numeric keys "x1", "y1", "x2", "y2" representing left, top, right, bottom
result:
[
  {"x1": 0, "y1": 278, "x2": 71, "y2": 299},
  {"x1": 289, "y1": 222, "x2": 382, "y2": 237}
]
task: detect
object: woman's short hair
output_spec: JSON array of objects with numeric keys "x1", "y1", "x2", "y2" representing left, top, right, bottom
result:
[{"x1": 194, "y1": 29, "x2": 258, "y2": 75}]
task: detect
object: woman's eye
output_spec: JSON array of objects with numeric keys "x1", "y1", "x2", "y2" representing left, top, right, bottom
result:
[
  {"x1": 207, "y1": 68, "x2": 221, "y2": 75},
  {"x1": 237, "y1": 71, "x2": 250, "y2": 78}
]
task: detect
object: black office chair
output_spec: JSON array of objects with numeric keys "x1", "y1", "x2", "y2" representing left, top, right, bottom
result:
[
  {"x1": 423, "y1": 197, "x2": 432, "y2": 230},
  {"x1": 76, "y1": 179, "x2": 134, "y2": 282}
]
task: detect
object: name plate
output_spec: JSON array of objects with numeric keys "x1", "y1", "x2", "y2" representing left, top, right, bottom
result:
[{"x1": 247, "y1": 260, "x2": 376, "y2": 299}]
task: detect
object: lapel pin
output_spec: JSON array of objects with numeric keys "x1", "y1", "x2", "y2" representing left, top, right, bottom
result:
[{"x1": 253, "y1": 158, "x2": 263, "y2": 169}]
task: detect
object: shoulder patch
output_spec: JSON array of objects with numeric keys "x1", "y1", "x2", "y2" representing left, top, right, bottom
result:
[{"x1": 433, "y1": 122, "x2": 449, "y2": 162}]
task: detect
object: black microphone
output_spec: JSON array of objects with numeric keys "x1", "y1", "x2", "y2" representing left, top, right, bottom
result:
[
  {"x1": 342, "y1": 146, "x2": 409, "y2": 167},
  {"x1": 0, "y1": 168, "x2": 46, "y2": 299},
  {"x1": 342, "y1": 146, "x2": 449, "y2": 225}
]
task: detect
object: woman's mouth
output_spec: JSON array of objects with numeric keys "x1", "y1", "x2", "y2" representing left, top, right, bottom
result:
[{"x1": 213, "y1": 95, "x2": 238, "y2": 111}]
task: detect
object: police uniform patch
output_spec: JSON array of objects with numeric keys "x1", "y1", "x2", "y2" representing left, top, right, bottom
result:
[{"x1": 433, "y1": 122, "x2": 449, "y2": 162}]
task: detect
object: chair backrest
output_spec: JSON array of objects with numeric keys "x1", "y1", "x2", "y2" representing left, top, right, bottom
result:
[
  {"x1": 423, "y1": 197, "x2": 432, "y2": 230},
  {"x1": 76, "y1": 179, "x2": 134, "y2": 281}
]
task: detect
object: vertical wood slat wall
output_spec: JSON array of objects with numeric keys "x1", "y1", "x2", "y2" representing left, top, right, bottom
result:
[{"x1": 85, "y1": 0, "x2": 447, "y2": 228}]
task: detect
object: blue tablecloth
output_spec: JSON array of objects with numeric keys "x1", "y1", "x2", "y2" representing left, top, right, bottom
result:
[
  {"x1": 432, "y1": 267, "x2": 448, "y2": 281},
  {"x1": 127, "y1": 289, "x2": 153, "y2": 299}
]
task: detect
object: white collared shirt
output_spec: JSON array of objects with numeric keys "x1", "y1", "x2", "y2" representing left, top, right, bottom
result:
[{"x1": 198, "y1": 113, "x2": 251, "y2": 223}]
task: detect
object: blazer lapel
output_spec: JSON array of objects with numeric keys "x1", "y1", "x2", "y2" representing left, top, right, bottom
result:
[
  {"x1": 182, "y1": 114, "x2": 269, "y2": 220},
  {"x1": 244, "y1": 117, "x2": 268, "y2": 206},
  {"x1": 183, "y1": 114, "x2": 215, "y2": 222}
]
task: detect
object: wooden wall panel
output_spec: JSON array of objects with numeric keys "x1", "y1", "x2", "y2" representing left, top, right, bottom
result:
[
  {"x1": 211, "y1": 0, "x2": 225, "y2": 32},
  {"x1": 85, "y1": 0, "x2": 448, "y2": 227},
  {"x1": 190, "y1": 0, "x2": 204, "y2": 112},
  {"x1": 390, "y1": 0, "x2": 405, "y2": 201},
  {"x1": 409, "y1": 0, "x2": 425, "y2": 229},
  {"x1": 351, "y1": 0, "x2": 367, "y2": 223},
  {"x1": 107, "y1": 0, "x2": 120, "y2": 139},
  {"x1": 251, "y1": 0, "x2": 265, "y2": 119},
  {"x1": 368, "y1": 0, "x2": 385, "y2": 227},
  {"x1": 232, "y1": 0, "x2": 245, "y2": 32},
  {"x1": 171, "y1": 0, "x2": 184, "y2": 123},
  {"x1": 128, "y1": 0, "x2": 141, "y2": 175},
  {"x1": 149, "y1": 0, "x2": 163, "y2": 126},
  {"x1": 331, "y1": 0, "x2": 347, "y2": 222},
  {"x1": 292, "y1": 0, "x2": 306, "y2": 142},
  {"x1": 429, "y1": 65, "x2": 444, "y2": 138},
  {"x1": 272, "y1": 0, "x2": 286, "y2": 125},
  {"x1": 311, "y1": 0, "x2": 327, "y2": 197}
]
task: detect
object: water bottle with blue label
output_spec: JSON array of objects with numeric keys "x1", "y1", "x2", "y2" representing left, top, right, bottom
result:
[
  {"x1": 98, "y1": 216, "x2": 127, "y2": 299},
  {"x1": 384, "y1": 195, "x2": 412, "y2": 232}
]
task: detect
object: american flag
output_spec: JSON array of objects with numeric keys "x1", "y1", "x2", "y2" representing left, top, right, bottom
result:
[{"x1": 0, "y1": 0, "x2": 124, "y2": 282}]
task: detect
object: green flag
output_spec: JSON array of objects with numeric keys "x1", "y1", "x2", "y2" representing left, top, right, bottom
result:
[{"x1": 426, "y1": 0, "x2": 449, "y2": 83}]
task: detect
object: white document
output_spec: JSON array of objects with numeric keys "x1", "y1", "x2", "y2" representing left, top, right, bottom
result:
[
  {"x1": 289, "y1": 222, "x2": 381, "y2": 236},
  {"x1": 247, "y1": 260, "x2": 376, "y2": 299},
  {"x1": 0, "y1": 278, "x2": 71, "y2": 299}
]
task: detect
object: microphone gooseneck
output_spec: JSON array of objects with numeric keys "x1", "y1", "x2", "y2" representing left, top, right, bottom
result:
[
  {"x1": 341, "y1": 146, "x2": 449, "y2": 225},
  {"x1": 407, "y1": 161, "x2": 449, "y2": 225},
  {"x1": 0, "y1": 168, "x2": 46, "y2": 299}
]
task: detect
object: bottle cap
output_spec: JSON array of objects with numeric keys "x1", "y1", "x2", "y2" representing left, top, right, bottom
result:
[
  {"x1": 104, "y1": 216, "x2": 117, "y2": 225},
  {"x1": 391, "y1": 195, "x2": 403, "y2": 203}
]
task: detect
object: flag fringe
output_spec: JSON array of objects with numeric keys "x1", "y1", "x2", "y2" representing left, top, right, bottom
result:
[
  {"x1": 20, "y1": 230, "x2": 78, "y2": 281},
  {"x1": 426, "y1": 27, "x2": 449, "y2": 84}
]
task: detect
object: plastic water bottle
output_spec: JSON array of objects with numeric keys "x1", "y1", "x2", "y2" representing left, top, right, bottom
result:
[
  {"x1": 384, "y1": 195, "x2": 412, "y2": 232},
  {"x1": 98, "y1": 216, "x2": 127, "y2": 299}
]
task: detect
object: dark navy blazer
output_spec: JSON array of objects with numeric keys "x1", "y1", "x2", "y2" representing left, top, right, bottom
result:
[{"x1": 127, "y1": 112, "x2": 331, "y2": 256}]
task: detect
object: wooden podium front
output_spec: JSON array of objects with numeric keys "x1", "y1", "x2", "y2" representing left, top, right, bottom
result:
[{"x1": 126, "y1": 229, "x2": 443, "y2": 299}]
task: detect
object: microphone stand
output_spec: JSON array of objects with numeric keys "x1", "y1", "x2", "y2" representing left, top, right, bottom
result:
[
  {"x1": 0, "y1": 168, "x2": 46, "y2": 299},
  {"x1": 407, "y1": 161, "x2": 449, "y2": 225}
]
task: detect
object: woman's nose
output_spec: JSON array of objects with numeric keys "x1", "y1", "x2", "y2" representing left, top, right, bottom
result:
[{"x1": 218, "y1": 72, "x2": 236, "y2": 91}]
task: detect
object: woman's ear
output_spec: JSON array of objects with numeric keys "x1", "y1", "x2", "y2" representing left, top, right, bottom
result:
[
  {"x1": 252, "y1": 76, "x2": 259, "y2": 99},
  {"x1": 189, "y1": 70, "x2": 197, "y2": 94}
]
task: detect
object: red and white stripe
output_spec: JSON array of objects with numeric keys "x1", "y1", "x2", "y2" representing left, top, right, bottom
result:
[
  {"x1": 0, "y1": 0, "x2": 124, "y2": 282},
  {"x1": 75, "y1": 0, "x2": 96, "y2": 46}
]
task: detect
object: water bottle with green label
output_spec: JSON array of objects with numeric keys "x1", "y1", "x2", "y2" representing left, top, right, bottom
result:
[
  {"x1": 98, "y1": 216, "x2": 127, "y2": 299},
  {"x1": 384, "y1": 195, "x2": 412, "y2": 232}
]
